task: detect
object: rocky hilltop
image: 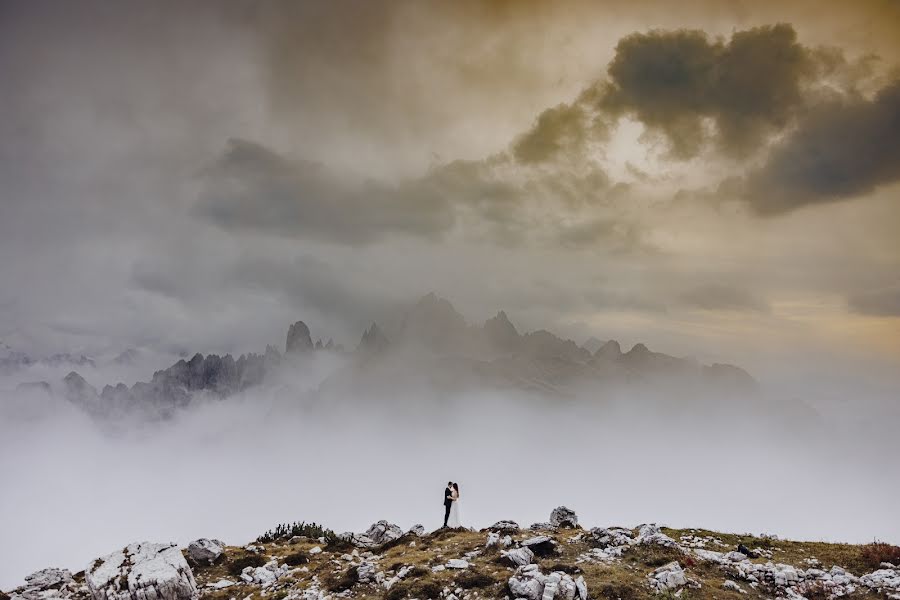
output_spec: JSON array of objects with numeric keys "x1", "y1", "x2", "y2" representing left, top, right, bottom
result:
[
  {"x1": 26, "y1": 294, "x2": 756, "y2": 418},
  {"x1": 6, "y1": 508, "x2": 899, "y2": 600}
]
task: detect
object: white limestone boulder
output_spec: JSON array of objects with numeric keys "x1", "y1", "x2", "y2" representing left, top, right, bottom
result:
[
  {"x1": 508, "y1": 565, "x2": 587, "y2": 600},
  {"x1": 550, "y1": 507, "x2": 578, "y2": 529},
  {"x1": 86, "y1": 542, "x2": 198, "y2": 600},
  {"x1": 446, "y1": 559, "x2": 469, "y2": 569},
  {"x1": 590, "y1": 527, "x2": 634, "y2": 548},
  {"x1": 501, "y1": 547, "x2": 535, "y2": 567},
  {"x1": 364, "y1": 520, "x2": 404, "y2": 545},
  {"x1": 636, "y1": 524, "x2": 681, "y2": 549},
  {"x1": 185, "y1": 539, "x2": 224, "y2": 566},
  {"x1": 10, "y1": 568, "x2": 79, "y2": 600},
  {"x1": 648, "y1": 561, "x2": 688, "y2": 593},
  {"x1": 489, "y1": 520, "x2": 520, "y2": 533}
]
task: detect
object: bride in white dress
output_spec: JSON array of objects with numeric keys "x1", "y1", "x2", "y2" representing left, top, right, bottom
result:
[{"x1": 447, "y1": 482, "x2": 461, "y2": 528}]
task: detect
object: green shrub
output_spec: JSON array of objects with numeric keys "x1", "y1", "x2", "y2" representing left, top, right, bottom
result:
[{"x1": 256, "y1": 521, "x2": 337, "y2": 544}]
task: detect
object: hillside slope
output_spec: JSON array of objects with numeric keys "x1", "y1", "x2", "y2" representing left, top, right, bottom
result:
[{"x1": 6, "y1": 509, "x2": 899, "y2": 600}]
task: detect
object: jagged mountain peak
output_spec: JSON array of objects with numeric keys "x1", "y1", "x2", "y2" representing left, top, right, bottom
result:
[
  {"x1": 596, "y1": 339, "x2": 622, "y2": 357},
  {"x1": 286, "y1": 321, "x2": 313, "y2": 354},
  {"x1": 484, "y1": 310, "x2": 520, "y2": 351},
  {"x1": 359, "y1": 323, "x2": 390, "y2": 353}
]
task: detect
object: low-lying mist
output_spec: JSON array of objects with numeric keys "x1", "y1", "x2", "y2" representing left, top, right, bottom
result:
[{"x1": 1, "y1": 354, "x2": 897, "y2": 590}]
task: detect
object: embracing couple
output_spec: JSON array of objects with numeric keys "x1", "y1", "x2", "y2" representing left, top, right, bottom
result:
[{"x1": 442, "y1": 481, "x2": 461, "y2": 528}]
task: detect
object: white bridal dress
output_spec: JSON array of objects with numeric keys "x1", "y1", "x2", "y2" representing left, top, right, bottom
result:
[{"x1": 448, "y1": 497, "x2": 461, "y2": 527}]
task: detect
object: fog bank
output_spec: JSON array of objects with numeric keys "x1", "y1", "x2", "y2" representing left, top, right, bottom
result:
[{"x1": 2, "y1": 359, "x2": 897, "y2": 590}]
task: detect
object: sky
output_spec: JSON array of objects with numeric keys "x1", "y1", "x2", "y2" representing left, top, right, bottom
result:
[
  {"x1": 1, "y1": 0, "x2": 899, "y2": 375},
  {"x1": 2, "y1": 0, "x2": 900, "y2": 589}
]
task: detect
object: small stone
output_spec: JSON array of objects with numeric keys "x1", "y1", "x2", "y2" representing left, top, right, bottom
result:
[{"x1": 446, "y1": 559, "x2": 469, "y2": 569}]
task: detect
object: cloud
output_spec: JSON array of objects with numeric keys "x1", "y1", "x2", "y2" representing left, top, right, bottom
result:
[
  {"x1": 197, "y1": 139, "x2": 644, "y2": 251},
  {"x1": 680, "y1": 283, "x2": 770, "y2": 312},
  {"x1": 599, "y1": 24, "x2": 818, "y2": 158},
  {"x1": 847, "y1": 283, "x2": 900, "y2": 317},
  {"x1": 511, "y1": 101, "x2": 608, "y2": 165},
  {"x1": 741, "y1": 80, "x2": 900, "y2": 215},
  {"x1": 196, "y1": 139, "x2": 457, "y2": 245}
]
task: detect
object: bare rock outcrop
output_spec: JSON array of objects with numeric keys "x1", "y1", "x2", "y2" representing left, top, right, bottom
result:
[
  {"x1": 86, "y1": 542, "x2": 197, "y2": 600},
  {"x1": 286, "y1": 321, "x2": 313, "y2": 354}
]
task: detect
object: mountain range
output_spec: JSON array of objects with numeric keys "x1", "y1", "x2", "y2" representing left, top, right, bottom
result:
[{"x1": 14, "y1": 294, "x2": 756, "y2": 419}]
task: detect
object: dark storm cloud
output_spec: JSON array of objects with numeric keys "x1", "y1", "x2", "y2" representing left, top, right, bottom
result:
[
  {"x1": 742, "y1": 80, "x2": 900, "y2": 215},
  {"x1": 511, "y1": 101, "x2": 608, "y2": 165},
  {"x1": 847, "y1": 284, "x2": 900, "y2": 317},
  {"x1": 197, "y1": 138, "x2": 639, "y2": 250},
  {"x1": 195, "y1": 138, "x2": 457, "y2": 245},
  {"x1": 600, "y1": 24, "x2": 817, "y2": 158},
  {"x1": 679, "y1": 283, "x2": 770, "y2": 312}
]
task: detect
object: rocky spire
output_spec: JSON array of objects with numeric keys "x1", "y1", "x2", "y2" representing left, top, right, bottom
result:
[
  {"x1": 286, "y1": 321, "x2": 313, "y2": 354},
  {"x1": 484, "y1": 310, "x2": 520, "y2": 351},
  {"x1": 359, "y1": 323, "x2": 389, "y2": 354},
  {"x1": 594, "y1": 340, "x2": 622, "y2": 360}
]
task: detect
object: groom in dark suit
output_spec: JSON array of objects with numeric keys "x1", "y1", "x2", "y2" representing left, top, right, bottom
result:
[{"x1": 443, "y1": 481, "x2": 453, "y2": 527}]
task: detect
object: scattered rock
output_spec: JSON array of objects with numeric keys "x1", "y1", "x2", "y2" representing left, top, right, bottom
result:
[
  {"x1": 407, "y1": 524, "x2": 426, "y2": 537},
  {"x1": 507, "y1": 564, "x2": 588, "y2": 600},
  {"x1": 356, "y1": 562, "x2": 377, "y2": 583},
  {"x1": 86, "y1": 542, "x2": 198, "y2": 600},
  {"x1": 186, "y1": 539, "x2": 224, "y2": 566},
  {"x1": 636, "y1": 524, "x2": 680, "y2": 549},
  {"x1": 521, "y1": 536, "x2": 558, "y2": 557},
  {"x1": 446, "y1": 559, "x2": 469, "y2": 569},
  {"x1": 501, "y1": 547, "x2": 535, "y2": 567},
  {"x1": 648, "y1": 561, "x2": 688, "y2": 593},
  {"x1": 723, "y1": 580, "x2": 746, "y2": 594},
  {"x1": 206, "y1": 580, "x2": 234, "y2": 590},
  {"x1": 341, "y1": 532, "x2": 377, "y2": 549},
  {"x1": 550, "y1": 507, "x2": 578, "y2": 529},
  {"x1": 363, "y1": 520, "x2": 403, "y2": 546},
  {"x1": 590, "y1": 527, "x2": 634, "y2": 548},
  {"x1": 489, "y1": 520, "x2": 520, "y2": 533},
  {"x1": 9, "y1": 568, "x2": 80, "y2": 600},
  {"x1": 530, "y1": 522, "x2": 553, "y2": 530}
]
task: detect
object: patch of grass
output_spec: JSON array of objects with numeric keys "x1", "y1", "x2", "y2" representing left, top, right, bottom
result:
[
  {"x1": 379, "y1": 533, "x2": 417, "y2": 552},
  {"x1": 283, "y1": 551, "x2": 309, "y2": 566},
  {"x1": 226, "y1": 554, "x2": 266, "y2": 578},
  {"x1": 456, "y1": 570, "x2": 497, "y2": 589},
  {"x1": 598, "y1": 582, "x2": 637, "y2": 600},
  {"x1": 860, "y1": 542, "x2": 900, "y2": 570},
  {"x1": 626, "y1": 544, "x2": 684, "y2": 567},
  {"x1": 323, "y1": 566, "x2": 359, "y2": 593},
  {"x1": 385, "y1": 579, "x2": 443, "y2": 600}
]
